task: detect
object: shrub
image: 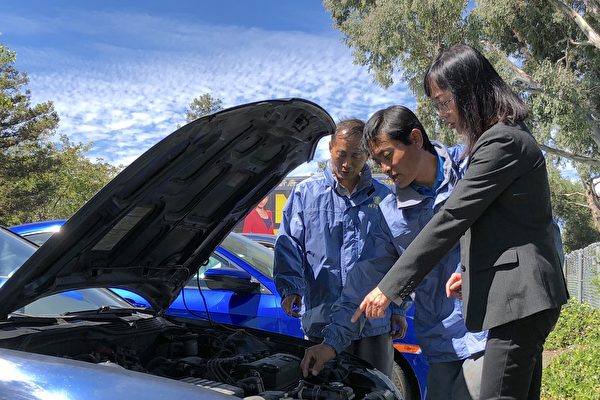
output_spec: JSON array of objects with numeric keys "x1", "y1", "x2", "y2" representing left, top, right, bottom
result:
[
  {"x1": 544, "y1": 299, "x2": 600, "y2": 350},
  {"x1": 541, "y1": 299, "x2": 600, "y2": 399},
  {"x1": 541, "y1": 342, "x2": 600, "y2": 399}
]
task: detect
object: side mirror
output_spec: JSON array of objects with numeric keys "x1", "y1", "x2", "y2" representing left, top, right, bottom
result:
[{"x1": 204, "y1": 269, "x2": 261, "y2": 295}]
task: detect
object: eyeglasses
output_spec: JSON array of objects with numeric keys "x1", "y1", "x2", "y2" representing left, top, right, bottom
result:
[{"x1": 431, "y1": 97, "x2": 453, "y2": 112}]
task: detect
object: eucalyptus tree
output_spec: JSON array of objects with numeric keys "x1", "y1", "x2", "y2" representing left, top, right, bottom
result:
[{"x1": 325, "y1": 0, "x2": 600, "y2": 243}]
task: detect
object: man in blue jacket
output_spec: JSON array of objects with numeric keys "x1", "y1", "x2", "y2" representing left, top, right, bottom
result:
[
  {"x1": 292, "y1": 107, "x2": 488, "y2": 398},
  {"x1": 274, "y1": 119, "x2": 407, "y2": 379},
  {"x1": 361, "y1": 106, "x2": 487, "y2": 400}
]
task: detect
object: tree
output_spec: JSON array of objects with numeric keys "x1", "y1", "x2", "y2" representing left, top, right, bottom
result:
[
  {"x1": 0, "y1": 136, "x2": 120, "y2": 225},
  {"x1": 0, "y1": 44, "x2": 59, "y2": 149},
  {"x1": 185, "y1": 93, "x2": 223, "y2": 122},
  {"x1": 0, "y1": 43, "x2": 120, "y2": 225},
  {"x1": 324, "y1": 0, "x2": 600, "y2": 247},
  {"x1": 547, "y1": 160, "x2": 600, "y2": 252}
]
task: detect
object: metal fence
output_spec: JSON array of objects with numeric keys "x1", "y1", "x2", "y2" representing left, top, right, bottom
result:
[{"x1": 564, "y1": 242, "x2": 600, "y2": 308}]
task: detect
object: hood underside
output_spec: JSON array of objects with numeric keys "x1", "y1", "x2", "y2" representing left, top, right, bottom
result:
[{"x1": 0, "y1": 98, "x2": 334, "y2": 317}]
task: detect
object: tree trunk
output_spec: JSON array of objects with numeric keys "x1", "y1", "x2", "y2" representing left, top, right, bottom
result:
[
  {"x1": 548, "y1": 0, "x2": 600, "y2": 50},
  {"x1": 582, "y1": 177, "x2": 600, "y2": 230}
]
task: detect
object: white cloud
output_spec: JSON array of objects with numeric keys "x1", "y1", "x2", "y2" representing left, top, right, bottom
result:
[{"x1": 6, "y1": 10, "x2": 416, "y2": 172}]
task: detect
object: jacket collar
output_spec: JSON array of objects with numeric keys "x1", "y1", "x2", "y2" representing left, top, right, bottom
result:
[{"x1": 325, "y1": 162, "x2": 373, "y2": 198}]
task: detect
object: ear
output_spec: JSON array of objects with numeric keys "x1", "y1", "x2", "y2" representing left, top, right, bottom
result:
[
  {"x1": 410, "y1": 128, "x2": 424, "y2": 149},
  {"x1": 329, "y1": 140, "x2": 333, "y2": 152}
]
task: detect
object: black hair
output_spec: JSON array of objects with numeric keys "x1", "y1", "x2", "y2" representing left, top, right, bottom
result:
[
  {"x1": 424, "y1": 44, "x2": 529, "y2": 154},
  {"x1": 332, "y1": 118, "x2": 365, "y2": 144},
  {"x1": 362, "y1": 105, "x2": 435, "y2": 154}
]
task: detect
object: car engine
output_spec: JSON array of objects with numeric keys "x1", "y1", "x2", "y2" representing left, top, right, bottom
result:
[{"x1": 0, "y1": 316, "x2": 399, "y2": 400}]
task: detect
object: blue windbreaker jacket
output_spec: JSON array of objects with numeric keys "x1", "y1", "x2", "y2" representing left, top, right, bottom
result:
[
  {"x1": 379, "y1": 142, "x2": 487, "y2": 363},
  {"x1": 274, "y1": 163, "x2": 407, "y2": 353}
]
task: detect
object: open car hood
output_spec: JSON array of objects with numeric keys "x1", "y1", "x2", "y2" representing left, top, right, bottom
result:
[{"x1": 0, "y1": 99, "x2": 334, "y2": 317}]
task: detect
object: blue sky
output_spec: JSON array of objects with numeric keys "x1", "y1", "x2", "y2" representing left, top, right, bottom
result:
[{"x1": 0, "y1": 0, "x2": 415, "y2": 174}]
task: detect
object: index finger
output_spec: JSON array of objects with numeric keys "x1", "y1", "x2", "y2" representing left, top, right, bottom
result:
[
  {"x1": 300, "y1": 352, "x2": 313, "y2": 378},
  {"x1": 351, "y1": 304, "x2": 365, "y2": 323}
]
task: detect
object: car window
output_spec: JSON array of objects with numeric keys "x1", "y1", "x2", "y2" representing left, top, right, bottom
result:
[
  {"x1": 23, "y1": 232, "x2": 56, "y2": 246},
  {"x1": 19, "y1": 288, "x2": 132, "y2": 316},
  {"x1": 0, "y1": 227, "x2": 131, "y2": 316},
  {"x1": 220, "y1": 233, "x2": 274, "y2": 279},
  {"x1": 185, "y1": 251, "x2": 270, "y2": 294},
  {"x1": 0, "y1": 228, "x2": 37, "y2": 277},
  {"x1": 185, "y1": 253, "x2": 233, "y2": 288}
]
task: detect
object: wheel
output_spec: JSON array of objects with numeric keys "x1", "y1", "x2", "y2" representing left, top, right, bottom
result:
[{"x1": 392, "y1": 362, "x2": 417, "y2": 400}]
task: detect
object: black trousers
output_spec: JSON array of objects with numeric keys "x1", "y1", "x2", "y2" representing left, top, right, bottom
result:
[{"x1": 479, "y1": 308, "x2": 560, "y2": 400}]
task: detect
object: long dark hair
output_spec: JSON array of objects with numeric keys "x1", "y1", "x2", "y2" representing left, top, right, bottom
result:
[
  {"x1": 424, "y1": 45, "x2": 529, "y2": 154},
  {"x1": 362, "y1": 105, "x2": 435, "y2": 155}
]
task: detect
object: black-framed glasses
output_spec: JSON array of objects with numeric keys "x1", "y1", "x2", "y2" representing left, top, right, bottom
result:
[{"x1": 431, "y1": 97, "x2": 453, "y2": 112}]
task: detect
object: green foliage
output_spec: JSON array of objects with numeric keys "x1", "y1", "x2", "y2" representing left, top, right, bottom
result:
[
  {"x1": 0, "y1": 44, "x2": 59, "y2": 149},
  {"x1": 185, "y1": 93, "x2": 223, "y2": 123},
  {"x1": 541, "y1": 342, "x2": 600, "y2": 399},
  {"x1": 541, "y1": 299, "x2": 600, "y2": 398},
  {"x1": 0, "y1": 136, "x2": 120, "y2": 225},
  {"x1": 0, "y1": 43, "x2": 120, "y2": 225},
  {"x1": 593, "y1": 274, "x2": 600, "y2": 296},
  {"x1": 547, "y1": 161, "x2": 600, "y2": 251},
  {"x1": 545, "y1": 299, "x2": 600, "y2": 350},
  {"x1": 324, "y1": 0, "x2": 600, "y2": 238}
]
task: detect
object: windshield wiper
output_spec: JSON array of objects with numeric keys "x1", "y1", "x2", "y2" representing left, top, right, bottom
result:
[
  {"x1": 62, "y1": 306, "x2": 157, "y2": 318},
  {"x1": 4, "y1": 313, "x2": 60, "y2": 325}
]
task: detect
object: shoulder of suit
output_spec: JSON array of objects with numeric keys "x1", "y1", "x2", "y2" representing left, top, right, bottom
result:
[
  {"x1": 484, "y1": 121, "x2": 531, "y2": 138},
  {"x1": 476, "y1": 122, "x2": 538, "y2": 152}
]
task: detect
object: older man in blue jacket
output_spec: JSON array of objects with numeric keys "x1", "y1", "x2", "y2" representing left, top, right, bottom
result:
[{"x1": 274, "y1": 118, "x2": 408, "y2": 379}]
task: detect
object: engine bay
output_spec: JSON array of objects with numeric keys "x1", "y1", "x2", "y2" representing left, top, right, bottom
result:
[{"x1": 0, "y1": 316, "x2": 398, "y2": 400}]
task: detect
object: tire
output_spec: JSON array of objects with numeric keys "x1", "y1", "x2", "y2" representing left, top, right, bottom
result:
[{"x1": 392, "y1": 362, "x2": 417, "y2": 400}]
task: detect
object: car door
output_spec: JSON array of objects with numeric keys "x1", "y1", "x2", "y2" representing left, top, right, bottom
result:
[{"x1": 165, "y1": 249, "x2": 284, "y2": 334}]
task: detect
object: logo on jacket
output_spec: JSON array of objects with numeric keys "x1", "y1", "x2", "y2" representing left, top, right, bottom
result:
[{"x1": 369, "y1": 196, "x2": 382, "y2": 208}]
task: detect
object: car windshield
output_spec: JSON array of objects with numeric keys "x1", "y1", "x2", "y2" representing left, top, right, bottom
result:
[
  {"x1": 0, "y1": 227, "x2": 130, "y2": 316},
  {"x1": 220, "y1": 232, "x2": 274, "y2": 278}
]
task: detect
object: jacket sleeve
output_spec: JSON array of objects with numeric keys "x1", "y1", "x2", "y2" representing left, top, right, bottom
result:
[
  {"x1": 274, "y1": 186, "x2": 307, "y2": 298},
  {"x1": 321, "y1": 215, "x2": 404, "y2": 354},
  {"x1": 391, "y1": 298, "x2": 413, "y2": 315},
  {"x1": 379, "y1": 130, "x2": 524, "y2": 301}
]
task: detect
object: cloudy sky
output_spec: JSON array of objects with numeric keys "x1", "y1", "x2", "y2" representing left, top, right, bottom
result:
[{"x1": 0, "y1": 0, "x2": 415, "y2": 174}]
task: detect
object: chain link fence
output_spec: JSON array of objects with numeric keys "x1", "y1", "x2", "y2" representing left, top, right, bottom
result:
[{"x1": 564, "y1": 242, "x2": 600, "y2": 308}]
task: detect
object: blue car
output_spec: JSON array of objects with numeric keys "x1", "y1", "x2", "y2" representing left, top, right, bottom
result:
[{"x1": 12, "y1": 220, "x2": 429, "y2": 399}]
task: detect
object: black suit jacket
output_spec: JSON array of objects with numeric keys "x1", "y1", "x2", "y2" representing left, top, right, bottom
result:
[{"x1": 379, "y1": 122, "x2": 568, "y2": 331}]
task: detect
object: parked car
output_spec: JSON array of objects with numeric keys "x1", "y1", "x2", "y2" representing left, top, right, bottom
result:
[
  {"x1": 0, "y1": 99, "x2": 407, "y2": 400},
  {"x1": 11, "y1": 227, "x2": 428, "y2": 399},
  {"x1": 241, "y1": 232, "x2": 278, "y2": 249}
]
